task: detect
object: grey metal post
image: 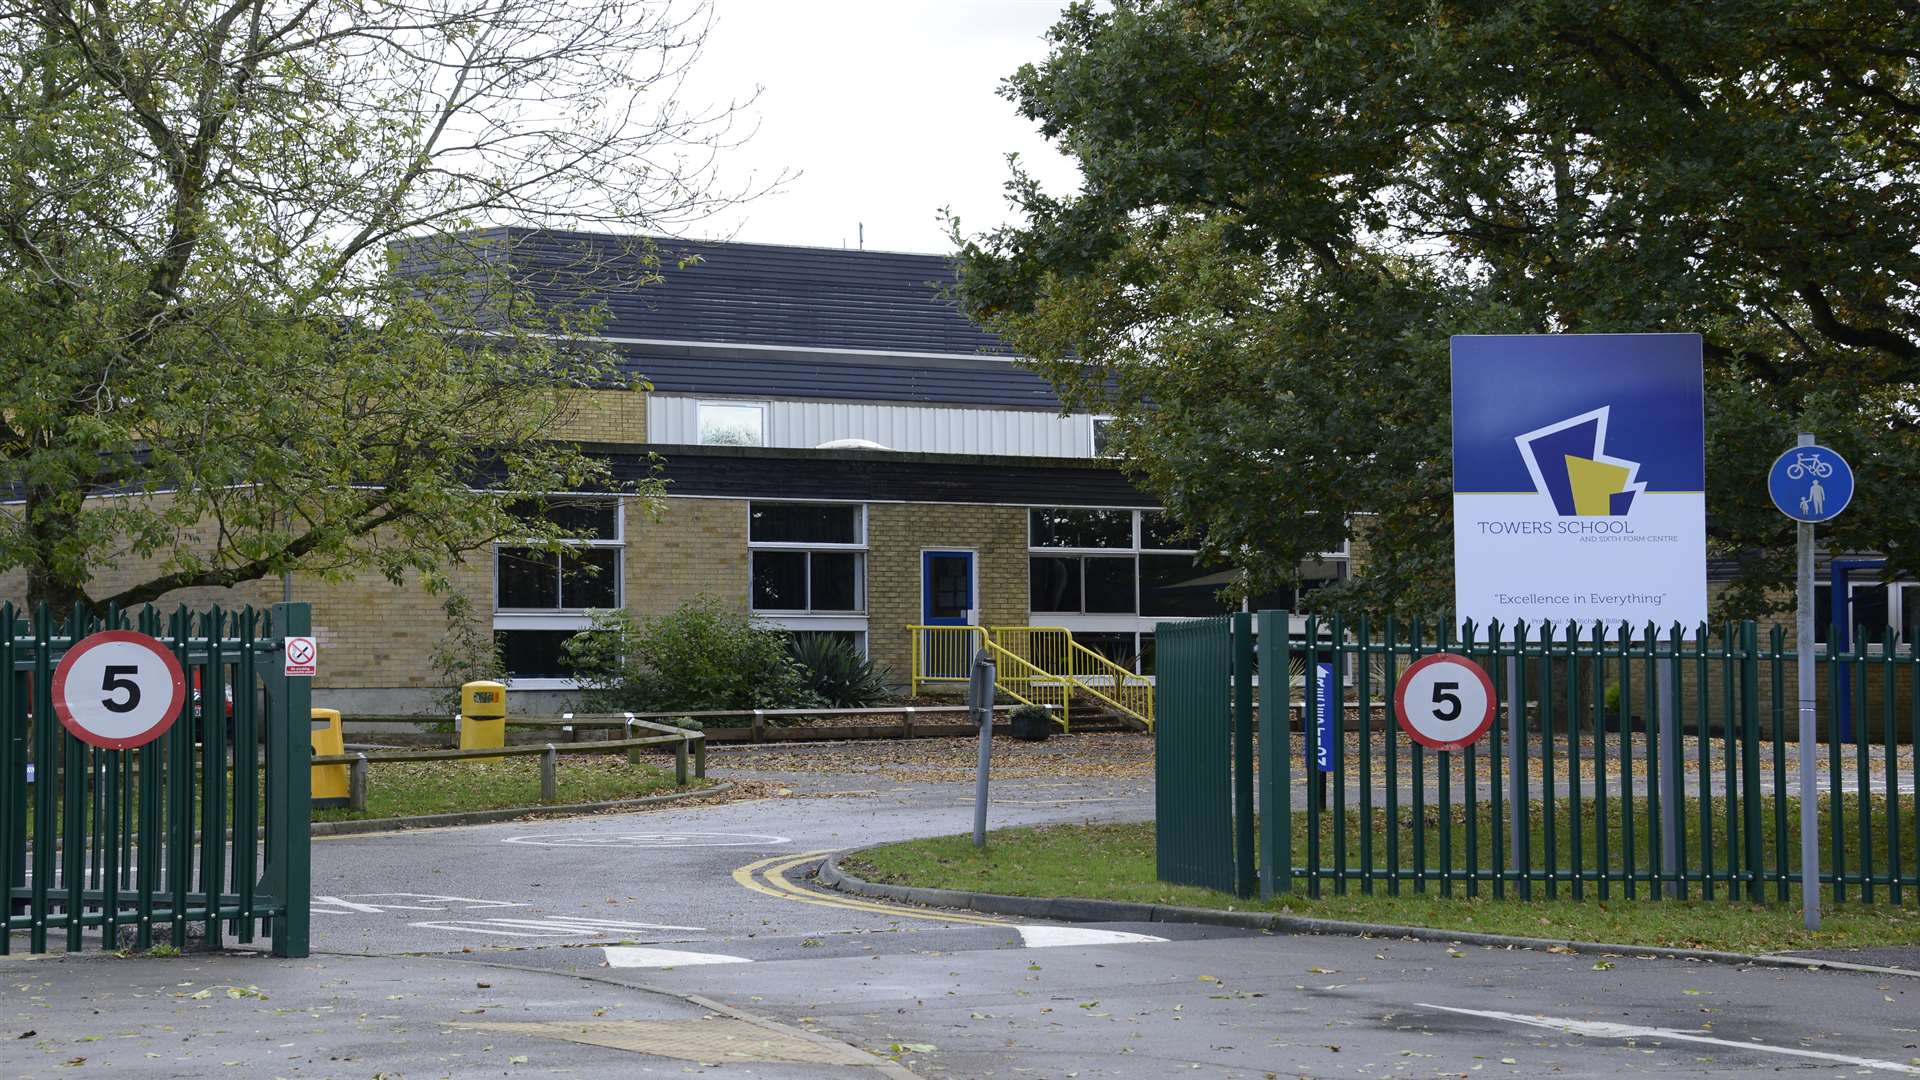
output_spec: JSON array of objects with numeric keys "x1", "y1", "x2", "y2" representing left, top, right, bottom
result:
[
  {"x1": 1795, "y1": 432, "x2": 1822, "y2": 931},
  {"x1": 968, "y1": 650, "x2": 997, "y2": 849},
  {"x1": 1506, "y1": 653, "x2": 1522, "y2": 869},
  {"x1": 1658, "y1": 653, "x2": 1681, "y2": 896},
  {"x1": 540, "y1": 745, "x2": 558, "y2": 803},
  {"x1": 349, "y1": 754, "x2": 368, "y2": 812}
]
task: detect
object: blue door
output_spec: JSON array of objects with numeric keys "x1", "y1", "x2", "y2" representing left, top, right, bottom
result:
[{"x1": 921, "y1": 550, "x2": 976, "y2": 679}]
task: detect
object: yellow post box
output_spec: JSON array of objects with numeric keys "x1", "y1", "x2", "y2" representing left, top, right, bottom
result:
[
  {"x1": 459, "y1": 680, "x2": 508, "y2": 760},
  {"x1": 310, "y1": 708, "x2": 349, "y2": 807}
]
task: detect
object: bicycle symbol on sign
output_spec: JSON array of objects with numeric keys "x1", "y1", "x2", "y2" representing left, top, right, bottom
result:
[{"x1": 1784, "y1": 452, "x2": 1834, "y2": 480}]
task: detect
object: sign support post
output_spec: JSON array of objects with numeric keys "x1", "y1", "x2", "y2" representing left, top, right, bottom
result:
[
  {"x1": 968, "y1": 650, "x2": 997, "y2": 849},
  {"x1": 1794, "y1": 434, "x2": 1822, "y2": 932},
  {"x1": 1764, "y1": 431, "x2": 1853, "y2": 932},
  {"x1": 1505, "y1": 653, "x2": 1522, "y2": 871}
]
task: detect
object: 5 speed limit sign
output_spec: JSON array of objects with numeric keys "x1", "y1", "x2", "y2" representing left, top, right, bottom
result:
[
  {"x1": 1393, "y1": 652, "x2": 1496, "y2": 752},
  {"x1": 51, "y1": 631, "x2": 188, "y2": 750}
]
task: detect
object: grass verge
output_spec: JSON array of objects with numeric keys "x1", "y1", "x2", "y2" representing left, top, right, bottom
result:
[
  {"x1": 841, "y1": 819, "x2": 1920, "y2": 954},
  {"x1": 311, "y1": 755, "x2": 704, "y2": 822}
]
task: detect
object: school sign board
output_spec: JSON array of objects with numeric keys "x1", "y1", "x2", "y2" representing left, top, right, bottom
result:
[{"x1": 1451, "y1": 334, "x2": 1707, "y2": 634}]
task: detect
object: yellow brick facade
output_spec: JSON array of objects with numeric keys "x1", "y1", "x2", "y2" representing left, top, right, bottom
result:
[
  {"x1": 865, "y1": 503, "x2": 1030, "y2": 681},
  {"x1": 624, "y1": 497, "x2": 750, "y2": 617},
  {"x1": 549, "y1": 388, "x2": 647, "y2": 444}
]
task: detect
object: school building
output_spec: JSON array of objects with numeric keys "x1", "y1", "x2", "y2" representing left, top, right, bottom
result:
[{"x1": 181, "y1": 229, "x2": 1347, "y2": 716}]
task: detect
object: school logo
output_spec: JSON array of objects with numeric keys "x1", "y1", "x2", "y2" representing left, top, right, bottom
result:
[{"x1": 1514, "y1": 407, "x2": 1645, "y2": 517}]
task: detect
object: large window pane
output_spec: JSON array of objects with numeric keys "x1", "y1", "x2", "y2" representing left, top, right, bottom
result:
[
  {"x1": 1076, "y1": 632, "x2": 1137, "y2": 667},
  {"x1": 750, "y1": 503, "x2": 861, "y2": 544},
  {"x1": 1140, "y1": 511, "x2": 1200, "y2": 551},
  {"x1": 1849, "y1": 584, "x2": 1890, "y2": 640},
  {"x1": 751, "y1": 551, "x2": 808, "y2": 610},
  {"x1": 1084, "y1": 556, "x2": 1137, "y2": 613},
  {"x1": 1814, "y1": 583, "x2": 1832, "y2": 645},
  {"x1": 810, "y1": 552, "x2": 862, "y2": 611},
  {"x1": 505, "y1": 497, "x2": 618, "y2": 539},
  {"x1": 1903, "y1": 585, "x2": 1920, "y2": 645},
  {"x1": 496, "y1": 629, "x2": 576, "y2": 679},
  {"x1": 699, "y1": 402, "x2": 764, "y2": 446},
  {"x1": 561, "y1": 548, "x2": 620, "y2": 608},
  {"x1": 1029, "y1": 556, "x2": 1082, "y2": 613},
  {"x1": 1029, "y1": 508, "x2": 1131, "y2": 549},
  {"x1": 1141, "y1": 553, "x2": 1237, "y2": 617},
  {"x1": 497, "y1": 548, "x2": 559, "y2": 609}
]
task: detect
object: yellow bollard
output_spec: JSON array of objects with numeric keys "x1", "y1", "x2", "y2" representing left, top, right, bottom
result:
[
  {"x1": 459, "y1": 680, "x2": 507, "y2": 762},
  {"x1": 310, "y1": 708, "x2": 349, "y2": 808}
]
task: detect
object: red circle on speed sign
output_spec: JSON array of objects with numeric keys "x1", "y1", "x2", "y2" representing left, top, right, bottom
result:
[
  {"x1": 1393, "y1": 652, "x2": 1496, "y2": 752},
  {"x1": 51, "y1": 631, "x2": 188, "y2": 750}
]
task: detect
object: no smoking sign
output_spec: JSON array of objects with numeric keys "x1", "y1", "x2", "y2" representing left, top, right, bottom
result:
[
  {"x1": 1393, "y1": 653, "x2": 1496, "y2": 752},
  {"x1": 51, "y1": 631, "x2": 188, "y2": 750}
]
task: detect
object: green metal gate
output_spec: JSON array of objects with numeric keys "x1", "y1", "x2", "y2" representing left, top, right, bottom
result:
[
  {"x1": 1154, "y1": 614, "x2": 1255, "y2": 896},
  {"x1": 1156, "y1": 612, "x2": 1919, "y2": 907},
  {"x1": 4, "y1": 602, "x2": 313, "y2": 956}
]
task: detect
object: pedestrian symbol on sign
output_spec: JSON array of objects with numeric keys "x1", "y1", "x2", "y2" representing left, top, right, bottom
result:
[{"x1": 1767, "y1": 445, "x2": 1853, "y2": 524}]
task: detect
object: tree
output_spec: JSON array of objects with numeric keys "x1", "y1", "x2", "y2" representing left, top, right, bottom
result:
[
  {"x1": 954, "y1": 0, "x2": 1920, "y2": 618},
  {"x1": 0, "y1": 0, "x2": 762, "y2": 609}
]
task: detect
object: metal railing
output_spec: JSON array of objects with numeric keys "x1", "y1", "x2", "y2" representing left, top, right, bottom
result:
[
  {"x1": 992, "y1": 626, "x2": 1155, "y2": 728},
  {"x1": 5, "y1": 602, "x2": 313, "y2": 957},
  {"x1": 1155, "y1": 610, "x2": 1920, "y2": 908},
  {"x1": 908, "y1": 625, "x2": 1071, "y2": 729}
]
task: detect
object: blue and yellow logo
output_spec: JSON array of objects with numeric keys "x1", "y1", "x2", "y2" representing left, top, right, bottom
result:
[{"x1": 1515, "y1": 407, "x2": 1645, "y2": 517}]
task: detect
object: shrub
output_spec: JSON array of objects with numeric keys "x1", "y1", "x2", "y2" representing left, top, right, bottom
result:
[
  {"x1": 1603, "y1": 682, "x2": 1622, "y2": 714},
  {"x1": 561, "y1": 600, "x2": 823, "y2": 716},
  {"x1": 788, "y1": 633, "x2": 895, "y2": 708},
  {"x1": 429, "y1": 592, "x2": 504, "y2": 717}
]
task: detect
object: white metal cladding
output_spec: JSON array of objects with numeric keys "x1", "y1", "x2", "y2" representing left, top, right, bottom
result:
[{"x1": 648, "y1": 395, "x2": 1096, "y2": 458}]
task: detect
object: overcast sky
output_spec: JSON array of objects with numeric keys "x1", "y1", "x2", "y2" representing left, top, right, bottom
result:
[{"x1": 678, "y1": 1, "x2": 1084, "y2": 255}]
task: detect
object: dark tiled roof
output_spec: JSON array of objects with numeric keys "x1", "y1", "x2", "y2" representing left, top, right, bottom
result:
[{"x1": 488, "y1": 227, "x2": 1013, "y2": 357}]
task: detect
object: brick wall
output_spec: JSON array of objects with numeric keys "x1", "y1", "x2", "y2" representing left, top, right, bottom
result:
[
  {"x1": 626, "y1": 497, "x2": 750, "y2": 618},
  {"x1": 865, "y1": 503, "x2": 1030, "y2": 681},
  {"x1": 550, "y1": 387, "x2": 647, "y2": 444}
]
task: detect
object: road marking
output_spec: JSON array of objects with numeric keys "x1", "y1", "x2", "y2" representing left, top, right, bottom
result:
[
  {"x1": 1417, "y1": 1003, "x2": 1920, "y2": 1075},
  {"x1": 504, "y1": 832, "x2": 791, "y2": 848},
  {"x1": 604, "y1": 946, "x2": 753, "y2": 969},
  {"x1": 312, "y1": 893, "x2": 528, "y2": 916},
  {"x1": 733, "y1": 849, "x2": 1013, "y2": 926},
  {"x1": 732, "y1": 852, "x2": 1007, "y2": 927},
  {"x1": 1015, "y1": 926, "x2": 1166, "y2": 948},
  {"x1": 409, "y1": 915, "x2": 706, "y2": 939}
]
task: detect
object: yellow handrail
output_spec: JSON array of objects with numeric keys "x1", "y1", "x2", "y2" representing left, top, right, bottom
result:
[
  {"x1": 906, "y1": 624, "x2": 1071, "y2": 729},
  {"x1": 989, "y1": 626, "x2": 1155, "y2": 730}
]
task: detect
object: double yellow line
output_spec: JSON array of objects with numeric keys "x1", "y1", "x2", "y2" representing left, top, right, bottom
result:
[{"x1": 732, "y1": 851, "x2": 1005, "y2": 927}]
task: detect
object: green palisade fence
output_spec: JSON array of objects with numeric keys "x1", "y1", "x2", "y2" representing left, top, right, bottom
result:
[
  {"x1": 3, "y1": 602, "x2": 313, "y2": 957},
  {"x1": 1156, "y1": 613, "x2": 1919, "y2": 906}
]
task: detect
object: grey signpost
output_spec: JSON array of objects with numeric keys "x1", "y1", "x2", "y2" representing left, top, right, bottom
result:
[
  {"x1": 1767, "y1": 433, "x2": 1856, "y2": 932},
  {"x1": 968, "y1": 649, "x2": 998, "y2": 848}
]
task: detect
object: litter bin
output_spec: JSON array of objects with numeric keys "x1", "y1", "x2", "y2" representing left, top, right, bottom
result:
[
  {"x1": 459, "y1": 680, "x2": 507, "y2": 761},
  {"x1": 311, "y1": 708, "x2": 349, "y2": 808}
]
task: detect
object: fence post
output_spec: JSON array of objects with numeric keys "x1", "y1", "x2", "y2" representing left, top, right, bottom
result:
[
  {"x1": 674, "y1": 736, "x2": 689, "y2": 787},
  {"x1": 752, "y1": 709, "x2": 765, "y2": 742},
  {"x1": 694, "y1": 733, "x2": 706, "y2": 779},
  {"x1": 268, "y1": 602, "x2": 312, "y2": 959},
  {"x1": 625, "y1": 714, "x2": 640, "y2": 765},
  {"x1": 349, "y1": 754, "x2": 369, "y2": 812},
  {"x1": 1740, "y1": 621, "x2": 1764, "y2": 901},
  {"x1": 1258, "y1": 610, "x2": 1292, "y2": 899},
  {"x1": 1231, "y1": 612, "x2": 1256, "y2": 898},
  {"x1": 541, "y1": 745, "x2": 558, "y2": 802}
]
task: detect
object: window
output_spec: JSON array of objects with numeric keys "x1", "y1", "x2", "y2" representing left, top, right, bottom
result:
[
  {"x1": 1029, "y1": 508, "x2": 1132, "y2": 549},
  {"x1": 749, "y1": 502, "x2": 866, "y2": 615},
  {"x1": 1091, "y1": 415, "x2": 1115, "y2": 457},
  {"x1": 492, "y1": 497, "x2": 623, "y2": 684},
  {"x1": 1813, "y1": 579, "x2": 1919, "y2": 647},
  {"x1": 698, "y1": 401, "x2": 766, "y2": 447},
  {"x1": 1025, "y1": 506, "x2": 1352, "y2": 675}
]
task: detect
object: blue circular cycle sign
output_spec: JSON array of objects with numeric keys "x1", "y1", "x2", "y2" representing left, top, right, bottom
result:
[{"x1": 1767, "y1": 444, "x2": 1853, "y2": 523}]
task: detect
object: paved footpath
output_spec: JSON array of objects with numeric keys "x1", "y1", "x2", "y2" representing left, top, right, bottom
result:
[{"x1": 7, "y1": 733, "x2": 1920, "y2": 1078}]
